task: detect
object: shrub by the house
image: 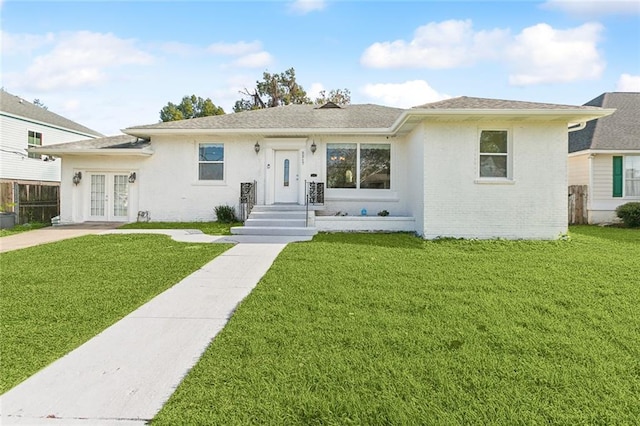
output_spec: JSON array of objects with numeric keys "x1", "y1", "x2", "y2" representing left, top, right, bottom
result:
[
  {"x1": 615, "y1": 202, "x2": 640, "y2": 227},
  {"x1": 214, "y1": 205, "x2": 238, "y2": 223}
]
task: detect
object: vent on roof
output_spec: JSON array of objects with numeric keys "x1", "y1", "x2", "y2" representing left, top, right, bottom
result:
[{"x1": 318, "y1": 101, "x2": 341, "y2": 109}]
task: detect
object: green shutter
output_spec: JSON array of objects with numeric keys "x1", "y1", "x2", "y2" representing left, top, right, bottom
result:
[{"x1": 613, "y1": 156, "x2": 623, "y2": 197}]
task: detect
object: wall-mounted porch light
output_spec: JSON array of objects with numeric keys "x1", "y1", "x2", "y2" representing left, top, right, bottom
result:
[
  {"x1": 254, "y1": 141, "x2": 261, "y2": 154},
  {"x1": 128, "y1": 172, "x2": 137, "y2": 183},
  {"x1": 72, "y1": 171, "x2": 82, "y2": 185},
  {"x1": 310, "y1": 141, "x2": 317, "y2": 154}
]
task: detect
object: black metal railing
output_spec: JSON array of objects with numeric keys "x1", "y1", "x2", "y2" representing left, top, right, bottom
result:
[
  {"x1": 239, "y1": 180, "x2": 256, "y2": 222},
  {"x1": 305, "y1": 181, "x2": 325, "y2": 226}
]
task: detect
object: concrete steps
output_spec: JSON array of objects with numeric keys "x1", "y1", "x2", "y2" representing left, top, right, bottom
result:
[{"x1": 231, "y1": 205, "x2": 317, "y2": 238}]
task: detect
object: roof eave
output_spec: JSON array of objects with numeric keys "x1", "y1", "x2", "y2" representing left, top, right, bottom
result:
[
  {"x1": 124, "y1": 127, "x2": 397, "y2": 138},
  {"x1": 569, "y1": 148, "x2": 640, "y2": 157},
  {"x1": 30, "y1": 147, "x2": 154, "y2": 156},
  {"x1": 0, "y1": 111, "x2": 104, "y2": 138}
]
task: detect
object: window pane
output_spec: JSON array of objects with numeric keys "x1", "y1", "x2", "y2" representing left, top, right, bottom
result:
[
  {"x1": 199, "y1": 144, "x2": 224, "y2": 161},
  {"x1": 480, "y1": 131, "x2": 507, "y2": 153},
  {"x1": 626, "y1": 156, "x2": 640, "y2": 196},
  {"x1": 113, "y1": 175, "x2": 129, "y2": 217},
  {"x1": 360, "y1": 144, "x2": 390, "y2": 189},
  {"x1": 199, "y1": 163, "x2": 223, "y2": 180},
  {"x1": 480, "y1": 155, "x2": 507, "y2": 178},
  {"x1": 327, "y1": 143, "x2": 357, "y2": 188}
]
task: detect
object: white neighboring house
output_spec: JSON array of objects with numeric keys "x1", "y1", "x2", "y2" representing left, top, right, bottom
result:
[
  {"x1": 568, "y1": 92, "x2": 640, "y2": 223},
  {"x1": 0, "y1": 89, "x2": 103, "y2": 185},
  {"x1": 34, "y1": 96, "x2": 612, "y2": 240}
]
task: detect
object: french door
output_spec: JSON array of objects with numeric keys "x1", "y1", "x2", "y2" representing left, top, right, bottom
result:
[{"x1": 89, "y1": 173, "x2": 129, "y2": 221}]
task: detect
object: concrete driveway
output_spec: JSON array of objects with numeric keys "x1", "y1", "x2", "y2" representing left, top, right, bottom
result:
[{"x1": 0, "y1": 223, "x2": 121, "y2": 253}]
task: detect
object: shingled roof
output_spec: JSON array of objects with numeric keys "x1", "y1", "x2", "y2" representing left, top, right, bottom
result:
[
  {"x1": 569, "y1": 92, "x2": 640, "y2": 153},
  {"x1": 0, "y1": 89, "x2": 103, "y2": 137},
  {"x1": 31, "y1": 134, "x2": 150, "y2": 151},
  {"x1": 126, "y1": 104, "x2": 405, "y2": 132},
  {"x1": 414, "y1": 96, "x2": 602, "y2": 110}
]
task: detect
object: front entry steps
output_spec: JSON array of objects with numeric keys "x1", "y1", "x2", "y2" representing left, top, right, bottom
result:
[{"x1": 230, "y1": 205, "x2": 317, "y2": 241}]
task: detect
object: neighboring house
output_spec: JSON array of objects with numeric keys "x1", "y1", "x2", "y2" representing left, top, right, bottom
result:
[
  {"x1": 0, "y1": 89, "x2": 103, "y2": 184},
  {"x1": 568, "y1": 92, "x2": 640, "y2": 223},
  {"x1": 34, "y1": 96, "x2": 611, "y2": 239}
]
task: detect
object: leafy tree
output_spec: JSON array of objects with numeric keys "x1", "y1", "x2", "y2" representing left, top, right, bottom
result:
[
  {"x1": 159, "y1": 95, "x2": 224, "y2": 122},
  {"x1": 33, "y1": 99, "x2": 48, "y2": 110},
  {"x1": 314, "y1": 88, "x2": 351, "y2": 106},
  {"x1": 234, "y1": 67, "x2": 311, "y2": 112}
]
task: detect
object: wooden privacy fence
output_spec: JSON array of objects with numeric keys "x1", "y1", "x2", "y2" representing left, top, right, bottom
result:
[
  {"x1": 0, "y1": 182, "x2": 60, "y2": 224},
  {"x1": 568, "y1": 185, "x2": 588, "y2": 225}
]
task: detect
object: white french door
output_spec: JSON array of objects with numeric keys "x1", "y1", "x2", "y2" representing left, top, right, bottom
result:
[
  {"x1": 89, "y1": 173, "x2": 130, "y2": 221},
  {"x1": 274, "y1": 150, "x2": 299, "y2": 203}
]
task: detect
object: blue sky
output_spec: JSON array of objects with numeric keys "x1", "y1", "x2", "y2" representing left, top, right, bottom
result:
[{"x1": 1, "y1": 0, "x2": 639, "y2": 135}]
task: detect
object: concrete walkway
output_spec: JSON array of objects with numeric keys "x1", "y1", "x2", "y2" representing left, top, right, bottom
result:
[
  {"x1": 0, "y1": 234, "x2": 289, "y2": 424},
  {"x1": 0, "y1": 223, "x2": 121, "y2": 253}
]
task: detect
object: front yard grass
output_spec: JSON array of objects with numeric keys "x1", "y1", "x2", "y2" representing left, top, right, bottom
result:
[
  {"x1": 0, "y1": 234, "x2": 231, "y2": 393},
  {"x1": 118, "y1": 221, "x2": 242, "y2": 235},
  {"x1": 0, "y1": 222, "x2": 48, "y2": 237},
  {"x1": 154, "y1": 226, "x2": 639, "y2": 425}
]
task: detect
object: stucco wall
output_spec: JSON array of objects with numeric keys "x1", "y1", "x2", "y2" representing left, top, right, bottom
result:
[{"x1": 421, "y1": 121, "x2": 568, "y2": 239}]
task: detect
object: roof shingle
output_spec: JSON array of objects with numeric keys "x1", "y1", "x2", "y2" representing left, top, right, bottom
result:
[
  {"x1": 568, "y1": 92, "x2": 640, "y2": 152},
  {"x1": 0, "y1": 89, "x2": 103, "y2": 137}
]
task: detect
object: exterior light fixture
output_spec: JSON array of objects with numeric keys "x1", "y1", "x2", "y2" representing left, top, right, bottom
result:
[
  {"x1": 72, "y1": 171, "x2": 82, "y2": 185},
  {"x1": 128, "y1": 172, "x2": 137, "y2": 183},
  {"x1": 310, "y1": 141, "x2": 317, "y2": 154},
  {"x1": 254, "y1": 141, "x2": 261, "y2": 154}
]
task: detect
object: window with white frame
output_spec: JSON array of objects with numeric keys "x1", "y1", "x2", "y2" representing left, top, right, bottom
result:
[
  {"x1": 326, "y1": 143, "x2": 390, "y2": 189},
  {"x1": 28, "y1": 130, "x2": 43, "y2": 159},
  {"x1": 625, "y1": 155, "x2": 640, "y2": 197},
  {"x1": 198, "y1": 143, "x2": 224, "y2": 180},
  {"x1": 479, "y1": 130, "x2": 509, "y2": 178}
]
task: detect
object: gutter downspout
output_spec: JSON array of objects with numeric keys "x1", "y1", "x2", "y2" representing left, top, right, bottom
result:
[{"x1": 568, "y1": 122, "x2": 587, "y2": 132}]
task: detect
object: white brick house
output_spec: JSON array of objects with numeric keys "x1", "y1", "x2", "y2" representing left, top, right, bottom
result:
[{"x1": 34, "y1": 97, "x2": 611, "y2": 239}]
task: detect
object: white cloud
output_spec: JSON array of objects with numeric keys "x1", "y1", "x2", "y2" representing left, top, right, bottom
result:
[
  {"x1": 231, "y1": 51, "x2": 273, "y2": 68},
  {"x1": 360, "y1": 19, "x2": 605, "y2": 86},
  {"x1": 6, "y1": 31, "x2": 154, "y2": 92},
  {"x1": 0, "y1": 30, "x2": 55, "y2": 55},
  {"x1": 289, "y1": 0, "x2": 326, "y2": 14},
  {"x1": 507, "y1": 22, "x2": 604, "y2": 85},
  {"x1": 616, "y1": 73, "x2": 640, "y2": 91},
  {"x1": 542, "y1": 0, "x2": 640, "y2": 17},
  {"x1": 361, "y1": 80, "x2": 451, "y2": 108},
  {"x1": 207, "y1": 40, "x2": 273, "y2": 68},
  {"x1": 161, "y1": 41, "x2": 202, "y2": 57},
  {"x1": 360, "y1": 20, "x2": 510, "y2": 69},
  {"x1": 307, "y1": 82, "x2": 325, "y2": 101},
  {"x1": 208, "y1": 41, "x2": 263, "y2": 56}
]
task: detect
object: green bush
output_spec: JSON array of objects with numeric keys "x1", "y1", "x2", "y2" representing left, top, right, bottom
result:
[
  {"x1": 615, "y1": 202, "x2": 640, "y2": 227},
  {"x1": 214, "y1": 205, "x2": 238, "y2": 223}
]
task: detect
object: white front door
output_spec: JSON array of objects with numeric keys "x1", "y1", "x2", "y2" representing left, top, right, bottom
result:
[
  {"x1": 89, "y1": 173, "x2": 130, "y2": 221},
  {"x1": 274, "y1": 150, "x2": 299, "y2": 203}
]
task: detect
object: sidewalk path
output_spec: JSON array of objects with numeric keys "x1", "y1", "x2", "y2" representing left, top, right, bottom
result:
[
  {"x1": 0, "y1": 223, "x2": 120, "y2": 253},
  {"x1": 0, "y1": 242, "x2": 287, "y2": 425}
]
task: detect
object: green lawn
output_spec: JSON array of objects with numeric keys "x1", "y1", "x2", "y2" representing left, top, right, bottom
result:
[
  {"x1": 153, "y1": 226, "x2": 640, "y2": 425},
  {"x1": 0, "y1": 222, "x2": 48, "y2": 237},
  {"x1": 0, "y1": 234, "x2": 231, "y2": 393},
  {"x1": 118, "y1": 221, "x2": 242, "y2": 235}
]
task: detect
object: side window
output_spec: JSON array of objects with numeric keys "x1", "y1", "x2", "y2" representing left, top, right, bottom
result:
[
  {"x1": 28, "y1": 130, "x2": 43, "y2": 159},
  {"x1": 198, "y1": 143, "x2": 224, "y2": 180},
  {"x1": 479, "y1": 130, "x2": 508, "y2": 178},
  {"x1": 625, "y1": 155, "x2": 640, "y2": 197}
]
